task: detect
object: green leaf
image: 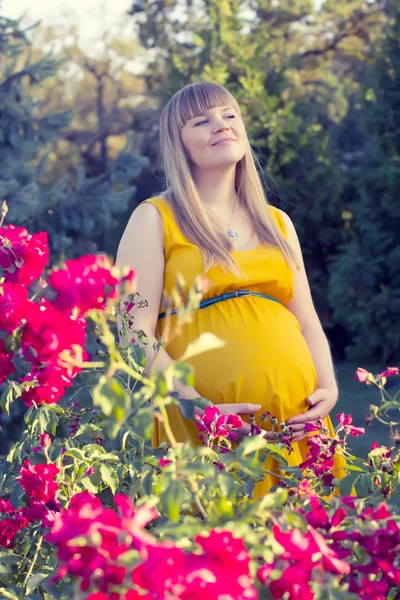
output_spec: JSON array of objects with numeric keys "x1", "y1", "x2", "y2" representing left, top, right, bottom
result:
[
  {"x1": 345, "y1": 464, "x2": 365, "y2": 473},
  {"x1": 64, "y1": 448, "x2": 86, "y2": 461},
  {"x1": 80, "y1": 444, "x2": 105, "y2": 458},
  {"x1": 355, "y1": 473, "x2": 372, "y2": 498},
  {"x1": 9, "y1": 485, "x2": 24, "y2": 510},
  {"x1": 100, "y1": 463, "x2": 118, "y2": 494},
  {"x1": 117, "y1": 549, "x2": 140, "y2": 567},
  {"x1": 339, "y1": 472, "x2": 360, "y2": 497},
  {"x1": 0, "y1": 550, "x2": 20, "y2": 576},
  {"x1": 0, "y1": 387, "x2": 14, "y2": 416},
  {"x1": 93, "y1": 376, "x2": 131, "y2": 438},
  {"x1": 192, "y1": 397, "x2": 214, "y2": 410},
  {"x1": 217, "y1": 471, "x2": 238, "y2": 497},
  {"x1": 142, "y1": 470, "x2": 153, "y2": 496},
  {"x1": 0, "y1": 382, "x2": 23, "y2": 415},
  {"x1": 39, "y1": 409, "x2": 58, "y2": 434},
  {"x1": 178, "y1": 399, "x2": 195, "y2": 419},
  {"x1": 160, "y1": 479, "x2": 185, "y2": 522},
  {"x1": 179, "y1": 333, "x2": 226, "y2": 361},
  {"x1": 26, "y1": 572, "x2": 49, "y2": 594},
  {"x1": 172, "y1": 362, "x2": 194, "y2": 387},
  {"x1": 80, "y1": 477, "x2": 98, "y2": 494},
  {"x1": 237, "y1": 435, "x2": 268, "y2": 457},
  {"x1": 264, "y1": 442, "x2": 288, "y2": 460},
  {"x1": 93, "y1": 376, "x2": 131, "y2": 417}
]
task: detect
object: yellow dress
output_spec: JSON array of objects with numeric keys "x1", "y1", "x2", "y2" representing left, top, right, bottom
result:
[{"x1": 144, "y1": 196, "x2": 347, "y2": 498}]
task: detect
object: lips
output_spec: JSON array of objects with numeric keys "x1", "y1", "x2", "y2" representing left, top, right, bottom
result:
[{"x1": 212, "y1": 137, "x2": 236, "y2": 146}]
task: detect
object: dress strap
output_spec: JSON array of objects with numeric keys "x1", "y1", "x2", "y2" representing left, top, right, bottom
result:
[
  {"x1": 140, "y1": 196, "x2": 185, "y2": 260},
  {"x1": 158, "y1": 289, "x2": 281, "y2": 320}
]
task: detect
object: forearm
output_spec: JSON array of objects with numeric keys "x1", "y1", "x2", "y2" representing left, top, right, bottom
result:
[{"x1": 302, "y1": 322, "x2": 338, "y2": 395}]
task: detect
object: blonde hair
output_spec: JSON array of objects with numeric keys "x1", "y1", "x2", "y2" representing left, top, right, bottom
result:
[{"x1": 156, "y1": 81, "x2": 299, "y2": 274}]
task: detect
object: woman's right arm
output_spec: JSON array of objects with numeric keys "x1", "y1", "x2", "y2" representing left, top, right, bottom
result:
[
  {"x1": 115, "y1": 203, "x2": 205, "y2": 415},
  {"x1": 116, "y1": 203, "x2": 260, "y2": 428}
]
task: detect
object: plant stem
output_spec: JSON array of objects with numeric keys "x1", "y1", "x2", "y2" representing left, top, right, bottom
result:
[
  {"x1": 194, "y1": 491, "x2": 208, "y2": 520},
  {"x1": 23, "y1": 534, "x2": 43, "y2": 592},
  {"x1": 156, "y1": 397, "x2": 177, "y2": 447},
  {"x1": 0, "y1": 588, "x2": 20, "y2": 600}
]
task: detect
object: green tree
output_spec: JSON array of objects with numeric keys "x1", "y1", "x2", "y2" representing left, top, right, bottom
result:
[
  {"x1": 328, "y1": 0, "x2": 400, "y2": 362},
  {"x1": 0, "y1": 15, "x2": 147, "y2": 258}
]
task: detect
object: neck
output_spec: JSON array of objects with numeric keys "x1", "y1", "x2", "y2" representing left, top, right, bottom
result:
[{"x1": 191, "y1": 164, "x2": 238, "y2": 210}]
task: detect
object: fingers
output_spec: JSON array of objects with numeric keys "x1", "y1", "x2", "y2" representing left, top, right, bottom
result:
[
  {"x1": 219, "y1": 403, "x2": 261, "y2": 415},
  {"x1": 290, "y1": 432, "x2": 308, "y2": 443},
  {"x1": 306, "y1": 389, "x2": 327, "y2": 406},
  {"x1": 289, "y1": 419, "x2": 320, "y2": 433},
  {"x1": 287, "y1": 402, "x2": 326, "y2": 425}
]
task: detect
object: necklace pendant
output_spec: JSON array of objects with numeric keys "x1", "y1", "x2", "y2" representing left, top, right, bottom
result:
[{"x1": 227, "y1": 227, "x2": 239, "y2": 241}]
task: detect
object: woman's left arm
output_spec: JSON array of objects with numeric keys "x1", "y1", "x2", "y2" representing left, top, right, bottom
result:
[{"x1": 278, "y1": 209, "x2": 338, "y2": 441}]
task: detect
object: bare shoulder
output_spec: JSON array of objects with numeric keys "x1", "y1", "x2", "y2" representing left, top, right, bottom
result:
[
  {"x1": 274, "y1": 207, "x2": 299, "y2": 242},
  {"x1": 124, "y1": 201, "x2": 163, "y2": 233},
  {"x1": 116, "y1": 201, "x2": 164, "y2": 263}
]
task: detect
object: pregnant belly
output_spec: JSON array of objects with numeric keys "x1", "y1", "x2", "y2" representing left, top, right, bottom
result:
[{"x1": 160, "y1": 298, "x2": 317, "y2": 422}]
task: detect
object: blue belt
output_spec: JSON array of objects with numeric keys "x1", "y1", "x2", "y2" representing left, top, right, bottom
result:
[{"x1": 157, "y1": 289, "x2": 281, "y2": 320}]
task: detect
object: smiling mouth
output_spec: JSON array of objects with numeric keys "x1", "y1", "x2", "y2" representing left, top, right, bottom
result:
[{"x1": 212, "y1": 139, "x2": 236, "y2": 146}]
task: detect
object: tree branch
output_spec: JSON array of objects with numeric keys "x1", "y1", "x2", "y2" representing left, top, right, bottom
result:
[{"x1": 299, "y1": 7, "x2": 384, "y2": 59}]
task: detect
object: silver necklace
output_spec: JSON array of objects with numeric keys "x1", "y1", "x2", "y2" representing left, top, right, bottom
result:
[{"x1": 208, "y1": 198, "x2": 240, "y2": 241}]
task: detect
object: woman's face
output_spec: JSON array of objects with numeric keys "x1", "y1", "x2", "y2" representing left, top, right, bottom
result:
[{"x1": 180, "y1": 104, "x2": 247, "y2": 171}]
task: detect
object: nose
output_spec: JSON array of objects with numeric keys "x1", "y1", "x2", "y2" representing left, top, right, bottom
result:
[
  {"x1": 213, "y1": 117, "x2": 231, "y2": 133},
  {"x1": 213, "y1": 124, "x2": 231, "y2": 137}
]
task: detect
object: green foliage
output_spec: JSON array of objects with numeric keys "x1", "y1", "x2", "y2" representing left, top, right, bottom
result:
[
  {"x1": 328, "y1": 1, "x2": 400, "y2": 361},
  {"x1": 0, "y1": 16, "x2": 148, "y2": 259}
]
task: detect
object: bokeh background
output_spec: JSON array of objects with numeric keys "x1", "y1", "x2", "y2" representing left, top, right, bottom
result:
[{"x1": 1, "y1": 0, "x2": 399, "y2": 453}]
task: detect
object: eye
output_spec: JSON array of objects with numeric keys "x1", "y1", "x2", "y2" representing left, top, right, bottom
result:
[{"x1": 194, "y1": 114, "x2": 236, "y2": 126}]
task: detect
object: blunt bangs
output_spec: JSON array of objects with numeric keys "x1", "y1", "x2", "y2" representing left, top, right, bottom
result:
[{"x1": 173, "y1": 82, "x2": 240, "y2": 128}]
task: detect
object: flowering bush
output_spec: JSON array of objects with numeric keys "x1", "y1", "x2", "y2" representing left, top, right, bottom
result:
[{"x1": 0, "y1": 219, "x2": 399, "y2": 599}]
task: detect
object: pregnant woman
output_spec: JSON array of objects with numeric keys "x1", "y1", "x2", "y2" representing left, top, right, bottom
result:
[{"x1": 117, "y1": 81, "x2": 347, "y2": 497}]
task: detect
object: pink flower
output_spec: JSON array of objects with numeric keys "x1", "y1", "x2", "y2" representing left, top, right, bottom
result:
[
  {"x1": 0, "y1": 515, "x2": 29, "y2": 548},
  {"x1": 33, "y1": 433, "x2": 52, "y2": 452},
  {"x1": 40, "y1": 433, "x2": 51, "y2": 448},
  {"x1": 114, "y1": 494, "x2": 159, "y2": 550},
  {"x1": 19, "y1": 460, "x2": 60, "y2": 503},
  {"x1": 0, "y1": 499, "x2": 17, "y2": 515},
  {"x1": 23, "y1": 499, "x2": 61, "y2": 527},
  {"x1": 47, "y1": 492, "x2": 158, "y2": 593},
  {"x1": 358, "y1": 577, "x2": 389, "y2": 598},
  {"x1": 305, "y1": 497, "x2": 330, "y2": 530},
  {"x1": 0, "y1": 339, "x2": 16, "y2": 384},
  {"x1": 195, "y1": 406, "x2": 242, "y2": 443},
  {"x1": 20, "y1": 365, "x2": 74, "y2": 407},
  {"x1": 331, "y1": 507, "x2": 347, "y2": 527},
  {"x1": 158, "y1": 458, "x2": 172, "y2": 468},
  {"x1": 379, "y1": 366, "x2": 399, "y2": 378},
  {"x1": 132, "y1": 530, "x2": 257, "y2": 600},
  {"x1": 0, "y1": 282, "x2": 29, "y2": 334},
  {"x1": 307, "y1": 527, "x2": 350, "y2": 575},
  {"x1": 21, "y1": 300, "x2": 87, "y2": 368},
  {"x1": 304, "y1": 421, "x2": 322, "y2": 433},
  {"x1": 49, "y1": 254, "x2": 135, "y2": 317},
  {"x1": 0, "y1": 226, "x2": 49, "y2": 285},
  {"x1": 268, "y1": 564, "x2": 314, "y2": 600},
  {"x1": 336, "y1": 413, "x2": 365, "y2": 437},
  {"x1": 355, "y1": 367, "x2": 371, "y2": 382}
]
